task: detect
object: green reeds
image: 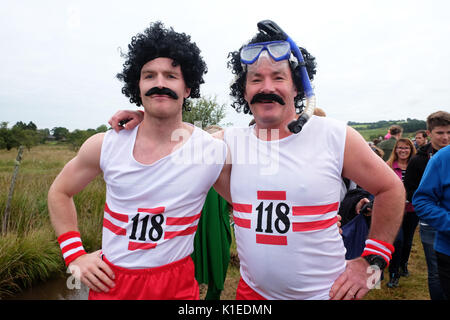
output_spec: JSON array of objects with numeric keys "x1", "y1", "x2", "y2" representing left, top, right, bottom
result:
[
  {"x1": 0, "y1": 145, "x2": 104, "y2": 297},
  {"x1": 0, "y1": 229, "x2": 62, "y2": 296}
]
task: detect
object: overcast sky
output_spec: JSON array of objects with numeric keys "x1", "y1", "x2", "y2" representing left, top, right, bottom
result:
[{"x1": 1, "y1": 0, "x2": 449, "y2": 131}]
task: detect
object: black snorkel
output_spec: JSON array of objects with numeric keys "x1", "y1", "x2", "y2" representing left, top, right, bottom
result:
[{"x1": 257, "y1": 20, "x2": 316, "y2": 134}]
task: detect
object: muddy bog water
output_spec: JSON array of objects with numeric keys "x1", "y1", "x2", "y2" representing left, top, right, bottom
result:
[{"x1": 4, "y1": 275, "x2": 89, "y2": 300}]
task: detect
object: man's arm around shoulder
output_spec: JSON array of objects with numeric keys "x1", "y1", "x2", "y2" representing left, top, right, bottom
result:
[{"x1": 210, "y1": 129, "x2": 232, "y2": 203}]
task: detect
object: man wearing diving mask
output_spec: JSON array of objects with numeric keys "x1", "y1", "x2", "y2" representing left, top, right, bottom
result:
[{"x1": 110, "y1": 21, "x2": 404, "y2": 300}]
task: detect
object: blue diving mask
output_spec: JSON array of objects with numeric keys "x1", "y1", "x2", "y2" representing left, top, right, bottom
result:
[{"x1": 240, "y1": 40, "x2": 292, "y2": 64}]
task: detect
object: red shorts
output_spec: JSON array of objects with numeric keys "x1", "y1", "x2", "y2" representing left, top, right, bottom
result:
[
  {"x1": 235, "y1": 277, "x2": 267, "y2": 300},
  {"x1": 88, "y1": 255, "x2": 199, "y2": 300}
]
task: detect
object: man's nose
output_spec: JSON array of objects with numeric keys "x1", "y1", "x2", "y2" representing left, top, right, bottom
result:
[
  {"x1": 259, "y1": 78, "x2": 276, "y2": 93},
  {"x1": 154, "y1": 74, "x2": 167, "y2": 88}
]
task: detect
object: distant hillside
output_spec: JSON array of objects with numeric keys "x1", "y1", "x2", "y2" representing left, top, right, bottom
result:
[{"x1": 349, "y1": 118, "x2": 426, "y2": 141}]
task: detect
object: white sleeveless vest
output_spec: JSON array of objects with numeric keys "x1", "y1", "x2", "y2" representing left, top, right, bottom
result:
[
  {"x1": 100, "y1": 125, "x2": 226, "y2": 269},
  {"x1": 224, "y1": 115, "x2": 347, "y2": 300}
]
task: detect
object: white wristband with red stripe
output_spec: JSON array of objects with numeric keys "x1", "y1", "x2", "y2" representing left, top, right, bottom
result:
[
  {"x1": 57, "y1": 231, "x2": 87, "y2": 266},
  {"x1": 361, "y1": 239, "x2": 395, "y2": 266}
]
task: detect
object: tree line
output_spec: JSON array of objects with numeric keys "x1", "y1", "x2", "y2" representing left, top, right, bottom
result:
[
  {"x1": 2, "y1": 98, "x2": 426, "y2": 152},
  {"x1": 0, "y1": 121, "x2": 109, "y2": 151},
  {"x1": 0, "y1": 96, "x2": 227, "y2": 151},
  {"x1": 348, "y1": 118, "x2": 427, "y2": 133}
]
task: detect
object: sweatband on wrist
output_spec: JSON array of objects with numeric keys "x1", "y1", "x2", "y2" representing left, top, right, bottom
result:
[
  {"x1": 361, "y1": 238, "x2": 395, "y2": 266},
  {"x1": 57, "y1": 231, "x2": 87, "y2": 266}
]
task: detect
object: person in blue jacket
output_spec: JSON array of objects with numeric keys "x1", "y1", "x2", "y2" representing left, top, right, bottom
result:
[{"x1": 413, "y1": 145, "x2": 450, "y2": 299}]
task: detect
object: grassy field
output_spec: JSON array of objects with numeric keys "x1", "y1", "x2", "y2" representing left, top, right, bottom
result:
[
  {"x1": 1, "y1": 144, "x2": 431, "y2": 299},
  {"x1": 351, "y1": 125, "x2": 417, "y2": 142},
  {"x1": 0, "y1": 144, "x2": 104, "y2": 297}
]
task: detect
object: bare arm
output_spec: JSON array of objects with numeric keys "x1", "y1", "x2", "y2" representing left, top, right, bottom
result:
[
  {"x1": 48, "y1": 133, "x2": 104, "y2": 234},
  {"x1": 48, "y1": 133, "x2": 115, "y2": 292},
  {"x1": 211, "y1": 130, "x2": 232, "y2": 203},
  {"x1": 342, "y1": 126, "x2": 404, "y2": 243},
  {"x1": 330, "y1": 126, "x2": 404, "y2": 300},
  {"x1": 213, "y1": 163, "x2": 232, "y2": 203}
]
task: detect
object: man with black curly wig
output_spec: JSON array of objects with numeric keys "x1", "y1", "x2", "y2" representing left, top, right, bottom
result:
[
  {"x1": 48, "y1": 21, "x2": 228, "y2": 300},
  {"x1": 110, "y1": 21, "x2": 405, "y2": 300},
  {"x1": 116, "y1": 21, "x2": 206, "y2": 109}
]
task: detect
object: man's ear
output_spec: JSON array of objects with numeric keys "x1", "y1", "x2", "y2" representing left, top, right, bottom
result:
[{"x1": 184, "y1": 87, "x2": 191, "y2": 99}]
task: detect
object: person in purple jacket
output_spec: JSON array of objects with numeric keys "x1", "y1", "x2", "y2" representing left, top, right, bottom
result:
[{"x1": 385, "y1": 138, "x2": 417, "y2": 288}]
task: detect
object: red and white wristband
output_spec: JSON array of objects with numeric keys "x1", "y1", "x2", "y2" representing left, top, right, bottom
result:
[
  {"x1": 361, "y1": 239, "x2": 395, "y2": 267},
  {"x1": 57, "y1": 231, "x2": 87, "y2": 266}
]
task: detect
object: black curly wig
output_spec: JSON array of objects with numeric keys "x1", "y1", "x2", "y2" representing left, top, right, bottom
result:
[
  {"x1": 227, "y1": 32, "x2": 316, "y2": 114},
  {"x1": 117, "y1": 21, "x2": 207, "y2": 108}
]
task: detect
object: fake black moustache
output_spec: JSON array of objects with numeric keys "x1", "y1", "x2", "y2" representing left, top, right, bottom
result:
[
  {"x1": 144, "y1": 87, "x2": 179, "y2": 100},
  {"x1": 250, "y1": 93, "x2": 285, "y2": 106}
]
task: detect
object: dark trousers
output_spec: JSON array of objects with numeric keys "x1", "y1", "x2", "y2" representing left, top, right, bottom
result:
[
  {"x1": 436, "y1": 251, "x2": 450, "y2": 300},
  {"x1": 389, "y1": 212, "x2": 419, "y2": 274},
  {"x1": 400, "y1": 212, "x2": 419, "y2": 266},
  {"x1": 390, "y1": 227, "x2": 403, "y2": 274},
  {"x1": 420, "y1": 224, "x2": 447, "y2": 300}
]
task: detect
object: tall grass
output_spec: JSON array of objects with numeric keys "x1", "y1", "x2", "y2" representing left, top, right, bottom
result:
[
  {"x1": 0, "y1": 230, "x2": 62, "y2": 296},
  {"x1": 0, "y1": 144, "x2": 104, "y2": 297}
]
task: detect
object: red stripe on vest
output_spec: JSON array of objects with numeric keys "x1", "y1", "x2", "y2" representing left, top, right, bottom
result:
[
  {"x1": 292, "y1": 216, "x2": 338, "y2": 232},
  {"x1": 232, "y1": 203, "x2": 253, "y2": 213},
  {"x1": 103, "y1": 218, "x2": 127, "y2": 236},
  {"x1": 166, "y1": 212, "x2": 201, "y2": 225},
  {"x1": 257, "y1": 191, "x2": 286, "y2": 200},
  {"x1": 256, "y1": 234, "x2": 288, "y2": 245},
  {"x1": 292, "y1": 202, "x2": 339, "y2": 216},
  {"x1": 128, "y1": 241, "x2": 157, "y2": 251},
  {"x1": 104, "y1": 203, "x2": 129, "y2": 222},
  {"x1": 138, "y1": 207, "x2": 166, "y2": 214},
  {"x1": 164, "y1": 225, "x2": 198, "y2": 240},
  {"x1": 233, "y1": 216, "x2": 251, "y2": 229}
]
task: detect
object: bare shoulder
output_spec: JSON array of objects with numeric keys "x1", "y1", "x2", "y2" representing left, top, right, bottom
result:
[
  {"x1": 79, "y1": 132, "x2": 105, "y2": 152},
  {"x1": 344, "y1": 126, "x2": 384, "y2": 166},
  {"x1": 211, "y1": 129, "x2": 225, "y2": 140},
  {"x1": 50, "y1": 133, "x2": 105, "y2": 197},
  {"x1": 76, "y1": 132, "x2": 105, "y2": 167},
  {"x1": 345, "y1": 126, "x2": 366, "y2": 147}
]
